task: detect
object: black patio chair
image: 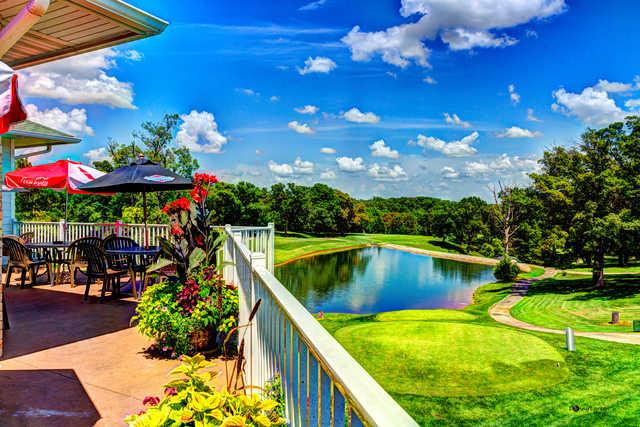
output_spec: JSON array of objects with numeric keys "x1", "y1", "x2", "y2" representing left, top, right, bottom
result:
[
  {"x1": 103, "y1": 235, "x2": 138, "y2": 271},
  {"x1": 66, "y1": 237, "x2": 104, "y2": 287},
  {"x1": 77, "y1": 242, "x2": 126, "y2": 302},
  {"x1": 3, "y1": 236, "x2": 50, "y2": 288}
]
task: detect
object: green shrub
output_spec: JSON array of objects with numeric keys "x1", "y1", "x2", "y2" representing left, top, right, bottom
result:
[
  {"x1": 133, "y1": 267, "x2": 238, "y2": 357},
  {"x1": 494, "y1": 257, "x2": 520, "y2": 282},
  {"x1": 125, "y1": 354, "x2": 285, "y2": 427}
]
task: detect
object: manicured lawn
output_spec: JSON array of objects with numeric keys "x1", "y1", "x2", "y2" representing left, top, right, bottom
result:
[
  {"x1": 566, "y1": 265, "x2": 640, "y2": 274},
  {"x1": 319, "y1": 283, "x2": 640, "y2": 425},
  {"x1": 511, "y1": 274, "x2": 640, "y2": 332},
  {"x1": 275, "y1": 233, "x2": 466, "y2": 264}
]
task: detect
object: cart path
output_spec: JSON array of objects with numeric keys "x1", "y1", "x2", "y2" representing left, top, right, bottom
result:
[{"x1": 489, "y1": 268, "x2": 640, "y2": 345}]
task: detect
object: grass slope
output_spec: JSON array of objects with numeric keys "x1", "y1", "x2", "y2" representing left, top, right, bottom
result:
[
  {"x1": 320, "y1": 282, "x2": 640, "y2": 425},
  {"x1": 275, "y1": 233, "x2": 466, "y2": 264},
  {"x1": 511, "y1": 274, "x2": 640, "y2": 332}
]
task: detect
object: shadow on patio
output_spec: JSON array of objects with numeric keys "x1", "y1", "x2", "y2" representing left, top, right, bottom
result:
[
  {"x1": 0, "y1": 284, "x2": 227, "y2": 425},
  {"x1": 0, "y1": 369, "x2": 100, "y2": 427},
  {"x1": 3, "y1": 285, "x2": 136, "y2": 359}
]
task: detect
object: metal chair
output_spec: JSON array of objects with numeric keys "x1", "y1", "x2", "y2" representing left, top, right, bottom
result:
[
  {"x1": 3, "y1": 236, "x2": 50, "y2": 288},
  {"x1": 66, "y1": 237, "x2": 104, "y2": 287},
  {"x1": 77, "y1": 242, "x2": 126, "y2": 302}
]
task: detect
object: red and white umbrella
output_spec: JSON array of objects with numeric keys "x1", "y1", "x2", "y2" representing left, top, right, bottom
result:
[
  {"x1": 4, "y1": 159, "x2": 106, "y2": 194},
  {"x1": 4, "y1": 160, "x2": 110, "y2": 221},
  {"x1": 0, "y1": 62, "x2": 26, "y2": 134}
]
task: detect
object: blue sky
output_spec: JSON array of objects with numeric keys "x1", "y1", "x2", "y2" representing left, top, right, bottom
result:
[{"x1": 17, "y1": 0, "x2": 640, "y2": 200}]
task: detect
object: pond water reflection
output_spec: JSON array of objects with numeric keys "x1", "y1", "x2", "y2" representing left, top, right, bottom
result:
[{"x1": 275, "y1": 247, "x2": 495, "y2": 314}]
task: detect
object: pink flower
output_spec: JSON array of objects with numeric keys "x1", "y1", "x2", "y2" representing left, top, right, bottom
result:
[
  {"x1": 164, "y1": 387, "x2": 177, "y2": 396},
  {"x1": 143, "y1": 396, "x2": 160, "y2": 406}
]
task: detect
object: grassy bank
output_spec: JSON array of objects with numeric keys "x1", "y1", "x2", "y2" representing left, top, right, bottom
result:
[
  {"x1": 511, "y1": 273, "x2": 640, "y2": 332},
  {"x1": 319, "y1": 282, "x2": 640, "y2": 425},
  {"x1": 275, "y1": 233, "x2": 467, "y2": 264}
]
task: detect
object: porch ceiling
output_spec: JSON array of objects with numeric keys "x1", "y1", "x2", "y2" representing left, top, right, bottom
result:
[{"x1": 0, "y1": 0, "x2": 168, "y2": 69}]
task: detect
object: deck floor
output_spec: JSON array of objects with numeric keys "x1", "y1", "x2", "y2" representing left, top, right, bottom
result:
[{"x1": 0, "y1": 279, "x2": 226, "y2": 426}]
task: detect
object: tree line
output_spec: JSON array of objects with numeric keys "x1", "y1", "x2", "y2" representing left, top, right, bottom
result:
[{"x1": 15, "y1": 115, "x2": 640, "y2": 282}]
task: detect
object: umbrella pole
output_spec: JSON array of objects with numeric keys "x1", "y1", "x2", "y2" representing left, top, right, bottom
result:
[{"x1": 143, "y1": 192, "x2": 148, "y2": 248}]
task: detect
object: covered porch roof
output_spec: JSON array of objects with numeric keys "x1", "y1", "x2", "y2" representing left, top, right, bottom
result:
[
  {"x1": 1, "y1": 0, "x2": 168, "y2": 69},
  {"x1": 4, "y1": 119, "x2": 80, "y2": 147}
]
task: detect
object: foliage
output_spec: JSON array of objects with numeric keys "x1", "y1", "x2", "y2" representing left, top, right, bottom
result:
[
  {"x1": 132, "y1": 268, "x2": 238, "y2": 357},
  {"x1": 262, "y1": 375, "x2": 285, "y2": 419},
  {"x1": 125, "y1": 354, "x2": 285, "y2": 427},
  {"x1": 156, "y1": 173, "x2": 224, "y2": 281},
  {"x1": 493, "y1": 257, "x2": 520, "y2": 282}
]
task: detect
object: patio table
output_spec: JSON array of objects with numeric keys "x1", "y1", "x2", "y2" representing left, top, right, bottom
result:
[
  {"x1": 25, "y1": 242, "x2": 70, "y2": 286},
  {"x1": 105, "y1": 246, "x2": 160, "y2": 299}
]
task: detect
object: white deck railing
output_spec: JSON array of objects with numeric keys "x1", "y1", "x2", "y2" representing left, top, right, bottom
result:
[
  {"x1": 13, "y1": 220, "x2": 171, "y2": 246},
  {"x1": 222, "y1": 225, "x2": 417, "y2": 427},
  {"x1": 11, "y1": 222, "x2": 276, "y2": 269}
]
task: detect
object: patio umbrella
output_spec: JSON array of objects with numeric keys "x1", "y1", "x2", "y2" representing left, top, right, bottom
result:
[
  {"x1": 78, "y1": 156, "x2": 193, "y2": 246},
  {"x1": 3, "y1": 159, "x2": 108, "y2": 221}
]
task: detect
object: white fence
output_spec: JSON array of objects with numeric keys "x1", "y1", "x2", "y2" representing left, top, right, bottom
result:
[
  {"x1": 13, "y1": 221, "x2": 171, "y2": 246},
  {"x1": 222, "y1": 225, "x2": 417, "y2": 427}
]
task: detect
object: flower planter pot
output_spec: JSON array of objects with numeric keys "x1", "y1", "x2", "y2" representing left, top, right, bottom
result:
[{"x1": 190, "y1": 328, "x2": 212, "y2": 352}]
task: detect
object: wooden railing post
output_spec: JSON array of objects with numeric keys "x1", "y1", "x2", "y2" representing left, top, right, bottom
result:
[
  {"x1": 58, "y1": 220, "x2": 65, "y2": 242},
  {"x1": 267, "y1": 222, "x2": 275, "y2": 272}
]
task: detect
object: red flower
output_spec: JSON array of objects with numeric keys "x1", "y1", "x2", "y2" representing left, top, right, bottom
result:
[
  {"x1": 142, "y1": 396, "x2": 160, "y2": 406},
  {"x1": 171, "y1": 223, "x2": 184, "y2": 237},
  {"x1": 164, "y1": 387, "x2": 177, "y2": 396},
  {"x1": 161, "y1": 197, "x2": 191, "y2": 215},
  {"x1": 190, "y1": 185, "x2": 208, "y2": 204},
  {"x1": 193, "y1": 173, "x2": 218, "y2": 185}
]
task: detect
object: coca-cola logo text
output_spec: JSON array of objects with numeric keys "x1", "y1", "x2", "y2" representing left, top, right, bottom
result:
[{"x1": 20, "y1": 176, "x2": 50, "y2": 187}]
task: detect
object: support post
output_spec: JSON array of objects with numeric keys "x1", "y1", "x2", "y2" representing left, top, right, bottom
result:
[
  {"x1": 58, "y1": 219, "x2": 65, "y2": 242},
  {"x1": 565, "y1": 327, "x2": 575, "y2": 352},
  {"x1": 267, "y1": 222, "x2": 275, "y2": 272}
]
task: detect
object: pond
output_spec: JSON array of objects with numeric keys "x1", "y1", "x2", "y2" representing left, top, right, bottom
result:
[{"x1": 275, "y1": 247, "x2": 495, "y2": 314}]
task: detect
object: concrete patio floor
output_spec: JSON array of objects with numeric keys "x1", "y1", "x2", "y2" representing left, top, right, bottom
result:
[{"x1": 0, "y1": 281, "x2": 226, "y2": 426}]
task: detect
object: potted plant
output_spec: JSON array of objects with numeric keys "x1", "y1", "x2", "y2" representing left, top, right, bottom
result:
[{"x1": 132, "y1": 174, "x2": 238, "y2": 357}]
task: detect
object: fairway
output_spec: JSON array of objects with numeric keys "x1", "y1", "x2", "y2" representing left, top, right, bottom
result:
[
  {"x1": 334, "y1": 321, "x2": 568, "y2": 397},
  {"x1": 512, "y1": 274, "x2": 640, "y2": 332}
]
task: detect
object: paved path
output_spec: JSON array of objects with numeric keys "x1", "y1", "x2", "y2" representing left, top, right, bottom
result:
[{"x1": 489, "y1": 268, "x2": 640, "y2": 346}]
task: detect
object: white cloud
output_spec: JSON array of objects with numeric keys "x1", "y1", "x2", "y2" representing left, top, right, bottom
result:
[
  {"x1": 288, "y1": 120, "x2": 315, "y2": 134},
  {"x1": 552, "y1": 86, "x2": 627, "y2": 126},
  {"x1": 294, "y1": 105, "x2": 319, "y2": 114},
  {"x1": 84, "y1": 147, "x2": 109, "y2": 163},
  {"x1": 368, "y1": 163, "x2": 408, "y2": 181},
  {"x1": 320, "y1": 169, "x2": 337, "y2": 180},
  {"x1": 342, "y1": 107, "x2": 380, "y2": 124},
  {"x1": 236, "y1": 88, "x2": 259, "y2": 96},
  {"x1": 412, "y1": 131, "x2": 479, "y2": 157},
  {"x1": 444, "y1": 112, "x2": 470, "y2": 128},
  {"x1": 176, "y1": 110, "x2": 228, "y2": 154},
  {"x1": 526, "y1": 108, "x2": 541, "y2": 122},
  {"x1": 463, "y1": 154, "x2": 540, "y2": 177},
  {"x1": 497, "y1": 126, "x2": 542, "y2": 138},
  {"x1": 293, "y1": 157, "x2": 314, "y2": 174},
  {"x1": 297, "y1": 56, "x2": 337, "y2": 75},
  {"x1": 19, "y1": 48, "x2": 135, "y2": 109},
  {"x1": 268, "y1": 161, "x2": 294, "y2": 176},
  {"x1": 369, "y1": 139, "x2": 400, "y2": 159},
  {"x1": 25, "y1": 104, "x2": 93, "y2": 136},
  {"x1": 440, "y1": 28, "x2": 517, "y2": 51},
  {"x1": 270, "y1": 95, "x2": 279, "y2": 102},
  {"x1": 336, "y1": 156, "x2": 366, "y2": 172},
  {"x1": 525, "y1": 29, "x2": 538, "y2": 38},
  {"x1": 423, "y1": 76, "x2": 437, "y2": 84},
  {"x1": 123, "y1": 50, "x2": 143, "y2": 61},
  {"x1": 625, "y1": 99, "x2": 640, "y2": 109},
  {"x1": 320, "y1": 147, "x2": 336, "y2": 154},
  {"x1": 387, "y1": 71, "x2": 398, "y2": 79},
  {"x1": 342, "y1": 0, "x2": 566, "y2": 68},
  {"x1": 594, "y1": 79, "x2": 633, "y2": 93},
  {"x1": 508, "y1": 84, "x2": 520, "y2": 105},
  {"x1": 441, "y1": 166, "x2": 459, "y2": 179},
  {"x1": 463, "y1": 161, "x2": 491, "y2": 176},
  {"x1": 299, "y1": 0, "x2": 327, "y2": 11}
]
